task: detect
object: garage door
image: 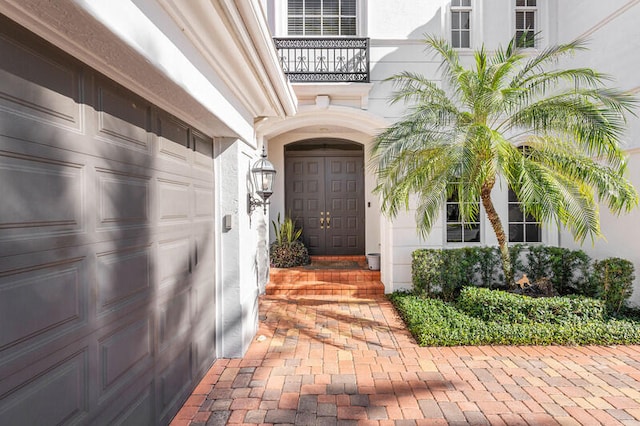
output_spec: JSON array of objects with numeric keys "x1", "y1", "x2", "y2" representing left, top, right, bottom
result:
[{"x1": 0, "y1": 18, "x2": 217, "y2": 425}]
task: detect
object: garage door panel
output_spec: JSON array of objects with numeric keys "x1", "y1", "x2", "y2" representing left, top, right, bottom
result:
[
  {"x1": 158, "y1": 178, "x2": 190, "y2": 222},
  {"x1": 105, "y1": 385, "x2": 154, "y2": 426},
  {"x1": 158, "y1": 114, "x2": 190, "y2": 164},
  {"x1": 96, "y1": 245, "x2": 151, "y2": 315},
  {"x1": 96, "y1": 167, "x2": 150, "y2": 229},
  {"x1": 0, "y1": 348, "x2": 89, "y2": 425},
  {"x1": 158, "y1": 288, "x2": 193, "y2": 352},
  {"x1": 157, "y1": 237, "x2": 191, "y2": 291},
  {"x1": 0, "y1": 256, "x2": 87, "y2": 354},
  {"x1": 158, "y1": 345, "x2": 192, "y2": 424},
  {"x1": 98, "y1": 317, "x2": 153, "y2": 398},
  {"x1": 0, "y1": 150, "x2": 84, "y2": 239},
  {"x1": 95, "y1": 83, "x2": 152, "y2": 154},
  {"x1": 0, "y1": 34, "x2": 82, "y2": 133},
  {"x1": 194, "y1": 185, "x2": 214, "y2": 222}
]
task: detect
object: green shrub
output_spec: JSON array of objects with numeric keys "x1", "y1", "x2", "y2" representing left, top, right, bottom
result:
[
  {"x1": 592, "y1": 258, "x2": 635, "y2": 314},
  {"x1": 456, "y1": 287, "x2": 606, "y2": 325},
  {"x1": 270, "y1": 240, "x2": 309, "y2": 268},
  {"x1": 524, "y1": 246, "x2": 593, "y2": 296},
  {"x1": 411, "y1": 245, "x2": 608, "y2": 296},
  {"x1": 388, "y1": 291, "x2": 640, "y2": 346},
  {"x1": 412, "y1": 247, "x2": 503, "y2": 300},
  {"x1": 411, "y1": 250, "x2": 443, "y2": 297}
]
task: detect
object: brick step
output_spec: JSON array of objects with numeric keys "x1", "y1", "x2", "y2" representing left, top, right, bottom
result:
[
  {"x1": 265, "y1": 281, "x2": 385, "y2": 297},
  {"x1": 269, "y1": 269, "x2": 380, "y2": 284},
  {"x1": 267, "y1": 255, "x2": 384, "y2": 298}
]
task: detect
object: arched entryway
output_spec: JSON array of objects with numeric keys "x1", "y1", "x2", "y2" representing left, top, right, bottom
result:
[{"x1": 285, "y1": 139, "x2": 365, "y2": 255}]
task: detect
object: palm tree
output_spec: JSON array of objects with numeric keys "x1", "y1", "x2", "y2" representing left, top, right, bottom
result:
[{"x1": 372, "y1": 35, "x2": 638, "y2": 287}]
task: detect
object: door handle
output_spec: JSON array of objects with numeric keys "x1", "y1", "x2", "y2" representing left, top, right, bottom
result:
[
  {"x1": 320, "y1": 216, "x2": 324, "y2": 229},
  {"x1": 326, "y1": 211, "x2": 330, "y2": 229}
]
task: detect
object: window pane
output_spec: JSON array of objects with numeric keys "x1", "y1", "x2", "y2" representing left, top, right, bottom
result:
[
  {"x1": 508, "y1": 189, "x2": 519, "y2": 202},
  {"x1": 342, "y1": 0, "x2": 356, "y2": 15},
  {"x1": 323, "y1": 17, "x2": 339, "y2": 35},
  {"x1": 525, "y1": 224, "x2": 541, "y2": 242},
  {"x1": 508, "y1": 204, "x2": 524, "y2": 222},
  {"x1": 306, "y1": 17, "x2": 321, "y2": 34},
  {"x1": 341, "y1": 17, "x2": 357, "y2": 35},
  {"x1": 452, "y1": 0, "x2": 461, "y2": 6},
  {"x1": 516, "y1": 11, "x2": 524, "y2": 29},
  {"x1": 452, "y1": 32, "x2": 460, "y2": 48},
  {"x1": 524, "y1": 32, "x2": 534, "y2": 47},
  {"x1": 323, "y1": 0, "x2": 339, "y2": 15},
  {"x1": 288, "y1": 17, "x2": 303, "y2": 35},
  {"x1": 464, "y1": 223, "x2": 480, "y2": 242},
  {"x1": 452, "y1": 12, "x2": 460, "y2": 29},
  {"x1": 461, "y1": 0, "x2": 471, "y2": 5},
  {"x1": 461, "y1": 31, "x2": 470, "y2": 48},
  {"x1": 527, "y1": 0, "x2": 537, "y2": 6},
  {"x1": 306, "y1": 0, "x2": 321, "y2": 15},
  {"x1": 461, "y1": 12, "x2": 470, "y2": 29},
  {"x1": 447, "y1": 204, "x2": 461, "y2": 222},
  {"x1": 525, "y1": 11, "x2": 535, "y2": 28},
  {"x1": 289, "y1": 0, "x2": 303, "y2": 15},
  {"x1": 447, "y1": 225, "x2": 463, "y2": 242},
  {"x1": 509, "y1": 224, "x2": 524, "y2": 242},
  {"x1": 516, "y1": 0, "x2": 525, "y2": 6}
]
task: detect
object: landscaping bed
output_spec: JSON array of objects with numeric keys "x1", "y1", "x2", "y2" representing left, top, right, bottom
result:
[
  {"x1": 389, "y1": 288, "x2": 640, "y2": 346},
  {"x1": 392, "y1": 245, "x2": 640, "y2": 346}
]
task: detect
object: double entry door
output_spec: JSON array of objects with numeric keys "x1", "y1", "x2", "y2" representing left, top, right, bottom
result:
[{"x1": 285, "y1": 151, "x2": 365, "y2": 255}]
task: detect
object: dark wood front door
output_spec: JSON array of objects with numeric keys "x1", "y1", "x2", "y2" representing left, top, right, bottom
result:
[{"x1": 285, "y1": 143, "x2": 365, "y2": 255}]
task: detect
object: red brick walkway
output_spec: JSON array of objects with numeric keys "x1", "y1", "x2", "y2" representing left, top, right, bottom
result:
[{"x1": 171, "y1": 295, "x2": 640, "y2": 425}]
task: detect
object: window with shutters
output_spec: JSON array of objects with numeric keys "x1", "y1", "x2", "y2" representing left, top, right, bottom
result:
[
  {"x1": 287, "y1": 0, "x2": 357, "y2": 36},
  {"x1": 451, "y1": 0, "x2": 471, "y2": 48},
  {"x1": 515, "y1": 0, "x2": 536, "y2": 48}
]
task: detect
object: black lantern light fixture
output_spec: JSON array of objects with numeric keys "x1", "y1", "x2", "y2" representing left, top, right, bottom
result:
[{"x1": 248, "y1": 146, "x2": 276, "y2": 214}]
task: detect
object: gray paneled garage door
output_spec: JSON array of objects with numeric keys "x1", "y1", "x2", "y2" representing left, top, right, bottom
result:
[{"x1": 0, "y1": 17, "x2": 216, "y2": 425}]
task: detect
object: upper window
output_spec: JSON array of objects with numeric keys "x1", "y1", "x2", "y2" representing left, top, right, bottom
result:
[
  {"x1": 288, "y1": 0, "x2": 357, "y2": 36},
  {"x1": 515, "y1": 0, "x2": 536, "y2": 48},
  {"x1": 451, "y1": 0, "x2": 471, "y2": 48},
  {"x1": 446, "y1": 185, "x2": 481, "y2": 243},
  {"x1": 508, "y1": 188, "x2": 541, "y2": 242}
]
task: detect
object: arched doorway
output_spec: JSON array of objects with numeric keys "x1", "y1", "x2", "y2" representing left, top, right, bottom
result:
[{"x1": 285, "y1": 139, "x2": 365, "y2": 255}]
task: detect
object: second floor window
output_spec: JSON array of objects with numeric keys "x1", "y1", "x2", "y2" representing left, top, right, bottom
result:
[
  {"x1": 515, "y1": 0, "x2": 536, "y2": 48},
  {"x1": 288, "y1": 0, "x2": 357, "y2": 36},
  {"x1": 451, "y1": 0, "x2": 471, "y2": 48}
]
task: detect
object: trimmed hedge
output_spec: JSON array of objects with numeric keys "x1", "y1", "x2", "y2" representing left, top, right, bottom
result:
[
  {"x1": 412, "y1": 246, "x2": 635, "y2": 310},
  {"x1": 456, "y1": 287, "x2": 605, "y2": 325},
  {"x1": 389, "y1": 290, "x2": 640, "y2": 346}
]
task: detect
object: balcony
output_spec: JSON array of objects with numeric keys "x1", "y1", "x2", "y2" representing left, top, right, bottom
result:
[{"x1": 273, "y1": 37, "x2": 370, "y2": 83}]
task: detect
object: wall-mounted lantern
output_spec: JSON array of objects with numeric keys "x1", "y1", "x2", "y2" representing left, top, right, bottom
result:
[{"x1": 248, "y1": 146, "x2": 276, "y2": 214}]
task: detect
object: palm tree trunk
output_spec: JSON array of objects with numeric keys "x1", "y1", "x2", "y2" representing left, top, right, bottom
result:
[{"x1": 480, "y1": 179, "x2": 514, "y2": 287}]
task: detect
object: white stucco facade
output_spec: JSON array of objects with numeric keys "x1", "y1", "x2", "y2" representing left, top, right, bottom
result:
[{"x1": 262, "y1": 0, "x2": 640, "y2": 300}]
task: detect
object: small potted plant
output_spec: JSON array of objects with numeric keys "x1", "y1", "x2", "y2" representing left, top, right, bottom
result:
[{"x1": 270, "y1": 214, "x2": 310, "y2": 268}]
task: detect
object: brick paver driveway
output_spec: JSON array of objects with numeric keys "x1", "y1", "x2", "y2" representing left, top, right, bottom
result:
[{"x1": 172, "y1": 295, "x2": 640, "y2": 425}]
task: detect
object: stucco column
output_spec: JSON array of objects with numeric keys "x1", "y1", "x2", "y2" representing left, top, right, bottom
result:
[{"x1": 215, "y1": 138, "x2": 262, "y2": 358}]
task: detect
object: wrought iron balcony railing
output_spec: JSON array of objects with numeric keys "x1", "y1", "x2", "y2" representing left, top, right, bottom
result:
[{"x1": 273, "y1": 37, "x2": 369, "y2": 83}]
